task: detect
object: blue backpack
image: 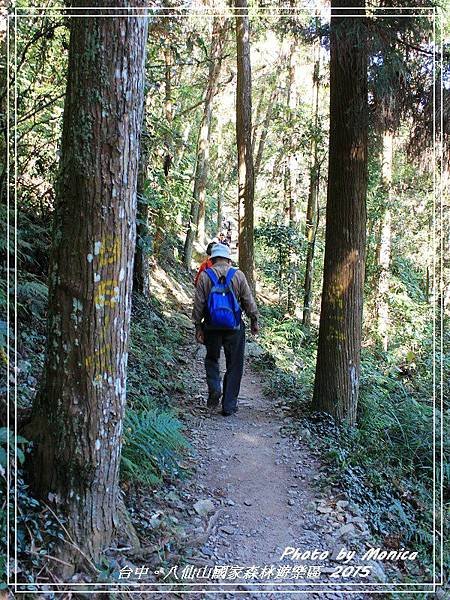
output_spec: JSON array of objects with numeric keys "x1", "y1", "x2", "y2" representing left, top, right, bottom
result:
[{"x1": 204, "y1": 267, "x2": 242, "y2": 329}]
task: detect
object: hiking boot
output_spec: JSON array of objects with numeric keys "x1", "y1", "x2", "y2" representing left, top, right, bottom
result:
[
  {"x1": 222, "y1": 405, "x2": 238, "y2": 416},
  {"x1": 207, "y1": 390, "x2": 221, "y2": 409}
]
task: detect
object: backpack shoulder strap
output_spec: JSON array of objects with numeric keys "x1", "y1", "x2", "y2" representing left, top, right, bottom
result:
[
  {"x1": 205, "y1": 268, "x2": 219, "y2": 286},
  {"x1": 225, "y1": 267, "x2": 238, "y2": 287}
]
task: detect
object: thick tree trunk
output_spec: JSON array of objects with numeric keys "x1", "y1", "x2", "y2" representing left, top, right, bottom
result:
[
  {"x1": 313, "y1": 0, "x2": 368, "y2": 425},
  {"x1": 26, "y1": 4, "x2": 147, "y2": 570},
  {"x1": 302, "y1": 43, "x2": 321, "y2": 327},
  {"x1": 183, "y1": 17, "x2": 227, "y2": 267},
  {"x1": 376, "y1": 131, "x2": 393, "y2": 350},
  {"x1": 235, "y1": 0, "x2": 255, "y2": 293}
]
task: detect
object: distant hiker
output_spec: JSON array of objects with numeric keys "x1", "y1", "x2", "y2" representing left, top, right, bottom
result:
[
  {"x1": 225, "y1": 223, "x2": 232, "y2": 246},
  {"x1": 194, "y1": 241, "x2": 215, "y2": 287},
  {"x1": 192, "y1": 243, "x2": 259, "y2": 416},
  {"x1": 218, "y1": 231, "x2": 227, "y2": 245}
]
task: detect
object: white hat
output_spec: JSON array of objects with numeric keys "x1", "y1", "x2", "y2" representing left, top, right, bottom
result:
[{"x1": 210, "y1": 243, "x2": 231, "y2": 260}]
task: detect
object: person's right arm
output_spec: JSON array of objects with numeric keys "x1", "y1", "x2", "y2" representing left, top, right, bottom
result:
[{"x1": 192, "y1": 272, "x2": 208, "y2": 342}]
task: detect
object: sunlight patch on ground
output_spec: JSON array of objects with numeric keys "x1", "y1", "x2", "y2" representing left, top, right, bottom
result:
[
  {"x1": 236, "y1": 432, "x2": 259, "y2": 445},
  {"x1": 149, "y1": 262, "x2": 193, "y2": 310}
]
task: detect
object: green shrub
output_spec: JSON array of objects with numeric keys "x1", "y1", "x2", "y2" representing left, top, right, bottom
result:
[
  {"x1": 127, "y1": 299, "x2": 186, "y2": 411},
  {"x1": 121, "y1": 408, "x2": 190, "y2": 487}
]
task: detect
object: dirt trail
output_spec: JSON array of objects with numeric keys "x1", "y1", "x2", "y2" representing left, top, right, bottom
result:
[
  {"x1": 179, "y1": 344, "x2": 376, "y2": 599},
  {"x1": 192, "y1": 350, "x2": 315, "y2": 562}
]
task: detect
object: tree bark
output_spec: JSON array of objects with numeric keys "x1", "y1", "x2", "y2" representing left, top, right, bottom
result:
[
  {"x1": 425, "y1": 213, "x2": 432, "y2": 302},
  {"x1": 302, "y1": 41, "x2": 321, "y2": 327},
  {"x1": 286, "y1": 39, "x2": 298, "y2": 227},
  {"x1": 251, "y1": 87, "x2": 266, "y2": 157},
  {"x1": 133, "y1": 92, "x2": 151, "y2": 297},
  {"x1": 285, "y1": 39, "x2": 299, "y2": 314},
  {"x1": 216, "y1": 112, "x2": 226, "y2": 233},
  {"x1": 312, "y1": 0, "x2": 368, "y2": 425},
  {"x1": 153, "y1": 44, "x2": 173, "y2": 256},
  {"x1": 164, "y1": 47, "x2": 173, "y2": 126},
  {"x1": 302, "y1": 172, "x2": 320, "y2": 326},
  {"x1": 26, "y1": 3, "x2": 148, "y2": 570},
  {"x1": 254, "y1": 86, "x2": 277, "y2": 184},
  {"x1": 183, "y1": 17, "x2": 227, "y2": 267},
  {"x1": 376, "y1": 131, "x2": 393, "y2": 351},
  {"x1": 235, "y1": 0, "x2": 255, "y2": 293}
]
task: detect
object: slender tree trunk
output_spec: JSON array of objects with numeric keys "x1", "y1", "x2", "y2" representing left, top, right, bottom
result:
[
  {"x1": 251, "y1": 87, "x2": 266, "y2": 156},
  {"x1": 235, "y1": 0, "x2": 255, "y2": 293},
  {"x1": 164, "y1": 46, "x2": 173, "y2": 125},
  {"x1": 425, "y1": 213, "x2": 432, "y2": 301},
  {"x1": 376, "y1": 131, "x2": 393, "y2": 350},
  {"x1": 254, "y1": 87, "x2": 277, "y2": 182},
  {"x1": 313, "y1": 0, "x2": 368, "y2": 425},
  {"x1": 133, "y1": 92, "x2": 151, "y2": 297},
  {"x1": 302, "y1": 176, "x2": 320, "y2": 325},
  {"x1": 183, "y1": 17, "x2": 227, "y2": 267},
  {"x1": 163, "y1": 45, "x2": 173, "y2": 179},
  {"x1": 176, "y1": 120, "x2": 193, "y2": 169},
  {"x1": 25, "y1": 4, "x2": 147, "y2": 570},
  {"x1": 217, "y1": 190, "x2": 223, "y2": 233},
  {"x1": 286, "y1": 40, "x2": 298, "y2": 226},
  {"x1": 283, "y1": 161, "x2": 290, "y2": 224},
  {"x1": 285, "y1": 39, "x2": 299, "y2": 314},
  {"x1": 173, "y1": 120, "x2": 194, "y2": 229},
  {"x1": 302, "y1": 41, "x2": 321, "y2": 327},
  {"x1": 196, "y1": 20, "x2": 228, "y2": 245},
  {"x1": 153, "y1": 44, "x2": 173, "y2": 256},
  {"x1": 216, "y1": 113, "x2": 225, "y2": 233}
]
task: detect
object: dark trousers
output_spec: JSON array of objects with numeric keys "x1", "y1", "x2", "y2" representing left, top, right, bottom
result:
[{"x1": 204, "y1": 323, "x2": 245, "y2": 413}]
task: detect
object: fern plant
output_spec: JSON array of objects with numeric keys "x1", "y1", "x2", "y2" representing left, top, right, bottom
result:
[
  {"x1": 16, "y1": 277, "x2": 48, "y2": 320},
  {"x1": 121, "y1": 408, "x2": 190, "y2": 486}
]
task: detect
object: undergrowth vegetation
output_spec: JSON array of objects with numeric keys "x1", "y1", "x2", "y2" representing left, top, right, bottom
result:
[
  {"x1": 122, "y1": 408, "x2": 191, "y2": 486},
  {"x1": 253, "y1": 302, "x2": 449, "y2": 587},
  {"x1": 0, "y1": 279, "x2": 192, "y2": 585},
  {"x1": 124, "y1": 294, "x2": 191, "y2": 487}
]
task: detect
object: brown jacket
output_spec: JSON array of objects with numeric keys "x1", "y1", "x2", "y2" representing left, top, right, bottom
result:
[{"x1": 192, "y1": 261, "x2": 258, "y2": 326}]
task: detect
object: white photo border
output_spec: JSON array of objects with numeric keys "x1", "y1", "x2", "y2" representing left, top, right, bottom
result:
[{"x1": 6, "y1": 3, "x2": 445, "y2": 595}]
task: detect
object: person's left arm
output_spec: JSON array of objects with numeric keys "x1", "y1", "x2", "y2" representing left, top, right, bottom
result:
[{"x1": 235, "y1": 272, "x2": 260, "y2": 334}]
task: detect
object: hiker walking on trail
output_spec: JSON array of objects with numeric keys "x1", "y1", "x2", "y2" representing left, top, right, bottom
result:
[
  {"x1": 194, "y1": 241, "x2": 216, "y2": 286},
  {"x1": 192, "y1": 243, "x2": 259, "y2": 416}
]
